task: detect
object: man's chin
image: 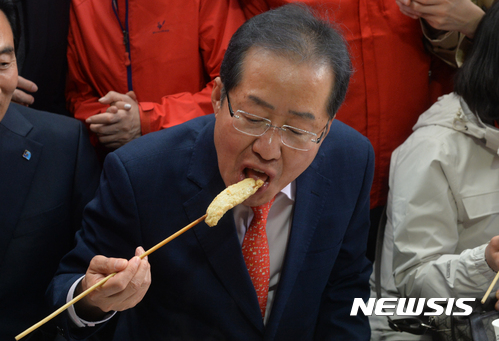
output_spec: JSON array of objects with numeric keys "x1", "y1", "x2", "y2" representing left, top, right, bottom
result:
[{"x1": 242, "y1": 191, "x2": 275, "y2": 208}]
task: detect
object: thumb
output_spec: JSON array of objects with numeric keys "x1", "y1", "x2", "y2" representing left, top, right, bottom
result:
[{"x1": 126, "y1": 91, "x2": 138, "y2": 102}]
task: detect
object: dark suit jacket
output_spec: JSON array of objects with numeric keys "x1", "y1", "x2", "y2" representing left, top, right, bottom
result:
[
  {"x1": 50, "y1": 114, "x2": 374, "y2": 340},
  {"x1": 0, "y1": 103, "x2": 100, "y2": 340},
  {"x1": 16, "y1": 0, "x2": 71, "y2": 115}
]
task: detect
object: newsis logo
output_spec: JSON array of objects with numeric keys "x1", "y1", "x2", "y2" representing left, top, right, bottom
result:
[{"x1": 350, "y1": 298, "x2": 476, "y2": 316}]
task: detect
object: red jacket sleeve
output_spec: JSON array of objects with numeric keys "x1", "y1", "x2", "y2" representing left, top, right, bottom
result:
[{"x1": 65, "y1": 3, "x2": 108, "y2": 119}]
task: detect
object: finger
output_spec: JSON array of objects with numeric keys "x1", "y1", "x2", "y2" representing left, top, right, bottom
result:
[
  {"x1": 396, "y1": 0, "x2": 422, "y2": 18},
  {"x1": 396, "y1": 0, "x2": 411, "y2": 6},
  {"x1": 118, "y1": 250, "x2": 151, "y2": 306},
  {"x1": 105, "y1": 255, "x2": 142, "y2": 294},
  {"x1": 17, "y1": 75, "x2": 38, "y2": 93},
  {"x1": 89, "y1": 123, "x2": 105, "y2": 135},
  {"x1": 400, "y1": 8, "x2": 420, "y2": 19},
  {"x1": 12, "y1": 89, "x2": 35, "y2": 106},
  {"x1": 106, "y1": 106, "x2": 119, "y2": 114},
  {"x1": 129, "y1": 252, "x2": 150, "y2": 292},
  {"x1": 98, "y1": 132, "x2": 128, "y2": 149},
  {"x1": 88, "y1": 256, "x2": 128, "y2": 276},
  {"x1": 99, "y1": 140, "x2": 123, "y2": 150},
  {"x1": 111, "y1": 101, "x2": 132, "y2": 111},
  {"x1": 99, "y1": 91, "x2": 125, "y2": 105},
  {"x1": 89, "y1": 258, "x2": 143, "y2": 309},
  {"x1": 126, "y1": 90, "x2": 137, "y2": 102},
  {"x1": 87, "y1": 112, "x2": 122, "y2": 125},
  {"x1": 409, "y1": 1, "x2": 442, "y2": 15},
  {"x1": 92, "y1": 123, "x2": 121, "y2": 136},
  {"x1": 120, "y1": 264, "x2": 151, "y2": 309},
  {"x1": 412, "y1": 0, "x2": 441, "y2": 5}
]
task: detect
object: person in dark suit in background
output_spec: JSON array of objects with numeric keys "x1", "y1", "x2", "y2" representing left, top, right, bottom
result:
[
  {"x1": 49, "y1": 4, "x2": 374, "y2": 340},
  {"x1": 11, "y1": 0, "x2": 71, "y2": 116},
  {"x1": 0, "y1": 1, "x2": 101, "y2": 339}
]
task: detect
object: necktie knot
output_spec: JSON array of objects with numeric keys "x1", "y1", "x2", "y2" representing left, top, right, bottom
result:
[{"x1": 250, "y1": 197, "x2": 275, "y2": 223}]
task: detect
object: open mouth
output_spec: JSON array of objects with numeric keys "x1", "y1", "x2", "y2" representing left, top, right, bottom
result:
[{"x1": 243, "y1": 168, "x2": 270, "y2": 185}]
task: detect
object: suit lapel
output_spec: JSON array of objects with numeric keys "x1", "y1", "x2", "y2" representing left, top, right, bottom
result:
[
  {"x1": 0, "y1": 105, "x2": 43, "y2": 265},
  {"x1": 183, "y1": 120, "x2": 264, "y2": 332},
  {"x1": 264, "y1": 150, "x2": 331, "y2": 339}
]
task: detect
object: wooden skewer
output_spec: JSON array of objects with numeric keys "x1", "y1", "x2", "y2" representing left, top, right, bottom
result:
[
  {"x1": 15, "y1": 214, "x2": 207, "y2": 341},
  {"x1": 481, "y1": 270, "x2": 499, "y2": 304}
]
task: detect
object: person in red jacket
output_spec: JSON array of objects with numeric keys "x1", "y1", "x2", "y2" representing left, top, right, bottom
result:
[
  {"x1": 67, "y1": 0, "x2": 245, "y2": 151},
  {"x1": 239, "y1": 0, "x2": 485, "y2": 261}
]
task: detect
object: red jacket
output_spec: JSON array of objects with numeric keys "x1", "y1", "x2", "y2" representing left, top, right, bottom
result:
[
  {"x1": 67, "y1": 0, "x2": 245, "y2": 144},
  {"x1": 241, "y1": 0, "x2": 454, "y2": 208}
]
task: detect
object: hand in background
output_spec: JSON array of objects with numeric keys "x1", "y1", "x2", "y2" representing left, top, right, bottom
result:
[
  {"x1": 486, "y1": 236, "x2": 499, "y2": 271},
  {"x1": 12, "y1": 76, "x2": 38, "y2": 106},
  {"x1": 86, "y1": 91, "x2": 141, "y2": 150},
  {"x1": 396, "y1": 0, "x2": 485, "y2": 38}
]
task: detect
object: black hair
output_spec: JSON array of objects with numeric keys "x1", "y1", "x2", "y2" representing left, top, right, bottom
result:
[
  {"x1": 454, "y1": 0, "x2": 499, "y2": 122},
  {"x1": 220, "y1": 3, "x2": 352, "y2": 120}
]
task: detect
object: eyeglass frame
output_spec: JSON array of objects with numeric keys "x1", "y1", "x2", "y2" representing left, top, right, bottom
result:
[{"x1": 225, "y1": 92, "x2": 330, "y2": 152}]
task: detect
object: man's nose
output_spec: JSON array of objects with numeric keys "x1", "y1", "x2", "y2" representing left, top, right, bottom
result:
[{"x1": 252, "y1": 127, "x2": 282, "y2": 160}]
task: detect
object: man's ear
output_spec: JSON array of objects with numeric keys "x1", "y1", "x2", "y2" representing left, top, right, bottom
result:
[{"x1": 212, "y1": 77, "x2": 223, "y2": 116}]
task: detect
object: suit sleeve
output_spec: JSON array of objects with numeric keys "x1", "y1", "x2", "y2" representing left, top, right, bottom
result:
[
  {"x1": 314, "y1": 142, "x2": 374, "y2": 341},
  {"x1": 70, "y1": 121, "x2": 102, "y2": 231},
  {"x1": 48, "y1": 151, "x2": 142, "y2": 339},
  {"x1": 137, "y1": 0, "x2": 245, "y2": 134}
]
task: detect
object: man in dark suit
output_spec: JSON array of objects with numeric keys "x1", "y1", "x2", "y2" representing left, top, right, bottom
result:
[
  {"x1": 0, "y1": 1, "x2": 101, "y2": 339},
  {"x1": 49, "y1": 4, "x2": 374, "y2": 340}
]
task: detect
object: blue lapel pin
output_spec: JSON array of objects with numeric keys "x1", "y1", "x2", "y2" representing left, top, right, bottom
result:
[{"x1": 22, "y1": 149, "x2": 31, "y2": 160}]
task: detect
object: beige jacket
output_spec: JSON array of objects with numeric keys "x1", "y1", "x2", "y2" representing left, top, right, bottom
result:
[{"x1": 369, "y1": 93, "x2": 499, "y2": 340}]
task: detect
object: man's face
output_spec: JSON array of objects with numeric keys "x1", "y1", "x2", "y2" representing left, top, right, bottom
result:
[
  {"x1": 213, "y1": 48, "x2": 334, "y2": 207},
  {"x1": 0, "y1": 10, "x2": 16, "y2": 122}
]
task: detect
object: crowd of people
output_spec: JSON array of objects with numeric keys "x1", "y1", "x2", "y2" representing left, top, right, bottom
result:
[{"x1": 0, "y1": 0, "x2": 497, "y2": 340}]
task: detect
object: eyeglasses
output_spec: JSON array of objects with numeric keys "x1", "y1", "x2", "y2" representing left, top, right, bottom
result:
[{"x1": 226, "y1": 93, "x2": 329, "y2": 151}]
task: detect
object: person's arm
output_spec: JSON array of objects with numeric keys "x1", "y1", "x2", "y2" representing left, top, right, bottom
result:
[
  {"x1": 396, "y1": 0, "x2": 485, "y2": 37},
  {"x1": 396, "y1": 0, "x2": 488, "y2": 67},
  {"x1": 65, "y1": 7, "x2": 108, "y2": 122},
  {"x1": 314, "y1": 141, "x2": 374, "y2": 340},
  {"x1": 391, "y1": 134, "x2": 496, "y2": 299},
  {"x1": 48, "y1": 151, "x2": 151, "y2": 338}
]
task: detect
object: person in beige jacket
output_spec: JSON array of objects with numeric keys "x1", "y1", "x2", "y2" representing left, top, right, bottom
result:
[{"x1": 370, "y1": 2, "x2": 499, "y2": 339}]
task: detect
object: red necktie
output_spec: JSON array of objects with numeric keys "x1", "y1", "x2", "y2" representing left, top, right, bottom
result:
[{"x1": 241, "y1": 197, "x2": 275, "y2": 319}]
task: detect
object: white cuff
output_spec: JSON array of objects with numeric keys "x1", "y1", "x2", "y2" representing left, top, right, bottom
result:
[
  {"x1": 473, "y1": 244, "x2": 497, "y2": 283},
  {"x1": 67, "y1": 275, "x2": 117, "y2": 328}
]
